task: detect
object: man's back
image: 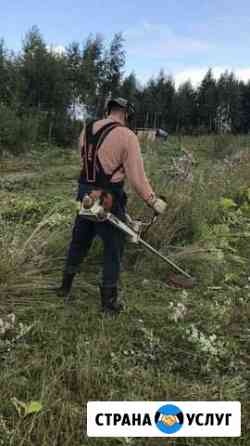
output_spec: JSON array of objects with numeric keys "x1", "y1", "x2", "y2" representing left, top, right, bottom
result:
[{"x1": 80, "y1": 117, "x2": 154, "y2": 201}]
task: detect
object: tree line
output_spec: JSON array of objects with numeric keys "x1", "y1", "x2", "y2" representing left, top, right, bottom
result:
[{"x1": 1, "y1": 26, "x2": 250, "y2": 153}]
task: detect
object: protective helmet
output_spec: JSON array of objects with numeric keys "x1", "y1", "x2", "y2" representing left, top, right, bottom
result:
[{"x1": 106, "y1": 97, "x2": 135, "y2": 117}]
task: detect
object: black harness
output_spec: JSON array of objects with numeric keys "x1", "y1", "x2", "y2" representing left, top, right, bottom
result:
[
  {"x1": 80, "y1": 120, "x2": 124, "y2": 189},
  {"x1": 79, "y1": 121, "x2": 127, "y2": 212}
]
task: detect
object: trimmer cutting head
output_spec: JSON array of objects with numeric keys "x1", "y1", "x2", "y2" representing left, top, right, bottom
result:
[{"x1": 166, "y1": 273, "x2": 197, "y2": 289}]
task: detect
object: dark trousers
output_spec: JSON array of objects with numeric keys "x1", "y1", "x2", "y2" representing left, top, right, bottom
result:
[{"x1": 65, "y1": 183, "x2": 126, "y2": 288}]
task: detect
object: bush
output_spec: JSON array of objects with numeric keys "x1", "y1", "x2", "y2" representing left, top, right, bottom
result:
[
  {"x1": 0, "y1": 104, "x2": 42, "y2": 155},
  {"x1": 0, "y1": 104, "x2": 82, "y2": 156}
]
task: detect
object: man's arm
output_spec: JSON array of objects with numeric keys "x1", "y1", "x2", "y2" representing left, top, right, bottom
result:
[
  {"x1": 123, "y1": 130, "x2": 166, "y2": 214},
  {"x1": 123, "y1": 130, "x2": 155, "y2": 202}
]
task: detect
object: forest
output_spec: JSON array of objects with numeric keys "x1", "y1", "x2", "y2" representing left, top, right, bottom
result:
[{"x1": 1, "y1": 26, "x2": 250, "y2": 157}]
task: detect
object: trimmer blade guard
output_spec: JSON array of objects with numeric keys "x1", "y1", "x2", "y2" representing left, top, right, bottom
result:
[{"x1": 166, "y1": 273, "x2": 197, "y2": 289}]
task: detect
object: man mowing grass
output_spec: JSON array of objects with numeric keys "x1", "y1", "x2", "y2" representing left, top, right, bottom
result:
[{"x1": 57, "y1": 97, "x2": 166, "y2": 314}]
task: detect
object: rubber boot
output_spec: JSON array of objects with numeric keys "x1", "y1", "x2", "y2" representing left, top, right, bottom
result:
[
  {"x1": 57, "y1": 272, "x2": 75, "y2": 303},
  {"x1": 100, "y1": 286, "x2": 124, "y2": 315}
]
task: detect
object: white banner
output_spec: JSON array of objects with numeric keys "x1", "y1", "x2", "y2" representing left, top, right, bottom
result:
[{"x1": 87, "y1": 401, "x2": 241, "y2": 437}]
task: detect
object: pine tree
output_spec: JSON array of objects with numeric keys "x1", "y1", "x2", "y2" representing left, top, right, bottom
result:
[
  {"x1": 66, "y1": 42, "x2": 82, "y2": 107},
  {"x1": 20, "y1": 26, "x2": 49, "y2": 110},
  {"x1": 175, "y1": 81, "x2": 197, "y2": 133},
  {"x1": 138, "y1": 71, "x2": 175, "y2": 131},
  {"x1": 217, "y1": 71, "x2": 242, "y2": 133},
  {"x1": 81, "y1": 34, "x2": 104, "y2": 111},
  {"x1": 0, "y1": 39, "x2": 14, "y2": 105},
  {"x1": 197, "y1": 69, "x2": 218, "y2": 132},
  {"x1": 240, "y1": 80, "x2": 250, "y2": 133},
  {"x1": 120, "y1": 72, "x2": 138, "y2": 103},
  {"x1": 97, "y1": 33, "x2": 125, "y2": 114}
]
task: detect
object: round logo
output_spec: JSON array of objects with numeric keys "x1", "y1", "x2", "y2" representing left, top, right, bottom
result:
[{"x1": 155, "y1": 404, "x2": 184, "y2": 434}]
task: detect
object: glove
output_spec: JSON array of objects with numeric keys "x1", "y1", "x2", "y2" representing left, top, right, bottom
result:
[{"x1": 148, "y1": 195, "x2": 167, "y2": 215}]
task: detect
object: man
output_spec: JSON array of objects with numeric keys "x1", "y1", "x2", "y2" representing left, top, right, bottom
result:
[{"x1": 57, "y1": 98, "x2": 166, "y2": 313}]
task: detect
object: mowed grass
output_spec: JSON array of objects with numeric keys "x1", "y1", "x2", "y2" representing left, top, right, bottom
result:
[{"x1": 0, "y1": 137, "x2": 250, "y2": 446}]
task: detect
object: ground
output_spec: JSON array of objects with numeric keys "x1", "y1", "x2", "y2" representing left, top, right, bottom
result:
[{"x1": 0, "y1": 136, "x2": 249, "y2": 446}]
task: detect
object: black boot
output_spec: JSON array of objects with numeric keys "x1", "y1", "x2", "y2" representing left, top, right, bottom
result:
[
  {"x1": 57, "y1": 272, "x2": 75, "y2": 302},
  {"x1": 100, "y1": 286, "x2": 124, "y2": 315}
]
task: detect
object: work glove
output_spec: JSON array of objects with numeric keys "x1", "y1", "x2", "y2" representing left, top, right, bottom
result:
[{"x1": 148, "y1": 195, "x2": 167, "y2": 215}]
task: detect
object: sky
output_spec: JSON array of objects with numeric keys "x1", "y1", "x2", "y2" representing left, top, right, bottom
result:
[{"x1": 2, "y1": 0, "x2": 250, "y2": 87}]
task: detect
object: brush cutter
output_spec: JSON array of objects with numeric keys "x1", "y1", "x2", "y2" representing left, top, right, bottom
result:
[{"x1": 78, "y1": 192, "x2": 196, "y2": 287}]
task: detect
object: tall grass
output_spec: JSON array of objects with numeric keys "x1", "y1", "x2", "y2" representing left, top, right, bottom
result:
[{"x1": 0, "y1": 137, "x2": 250, "y2": 446}]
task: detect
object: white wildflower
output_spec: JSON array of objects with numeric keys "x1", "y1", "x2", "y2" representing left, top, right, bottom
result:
[
  {"x1": 181, "y1": 290, "x2": 189, "y2": 301},
  {"x1": 169, "y1": 302, "x2": 187, "y2": 322},
  {"x1": 187, "y1": 325, "x2": 224, "y2": 357},
  {"x1": 7, "y1": 313, "x2": 16, "y2": 326},
  {"x1": 0, "y1": 313, "x2": 16, "y2": 335}
]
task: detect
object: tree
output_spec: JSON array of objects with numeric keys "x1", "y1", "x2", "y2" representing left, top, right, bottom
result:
[
  {"x1": 20, "y1": 26, "x2": 49, "y2": 109},
  {"x1": 17, "y1": 26, "x2": 73, "y2": 142},
  {"x1": 156, "y1": 72, "x2": 176, "y2": 131},
  {"x1": 98, "y1": 33, "x2": 125, "y2": 114},
  {"x1": 240, "y1": 80, "x2": 250, "y2": 133},
  {"x1": 175, "y1": 81, "x2": 197, "y2": 133},
  {"x1": 137, "y1": 71, "x2": 176, "y2": 131},
  {"x1": 65, "y1": 41, "x2": 82, "y2": 107},
  {"x1": 217, "y1": 71, "x2": 242, "y2": 133},
  {"x1": 80, "y1": 34, "x2": 104, "y2": 110},
  {"x1": 197, "y1": 69, "x2": 218, "y2": 132},
  {"x1": 107, "y1": 33, "x2": 125, "y2": 96},
  {"x1": 0, "y1": 39, "x2": 14, "y2": 105},
  {"x1": 120, "y1": 72, "x2": 138, "y2": 103}
]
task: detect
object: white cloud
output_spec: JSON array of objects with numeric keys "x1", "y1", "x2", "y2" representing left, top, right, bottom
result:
[
  {"x1": 124, "y1": 21, "x2": 212, "y2": 59},
  {"x1": 174, "y1": 66, "x2": 250, "y2": 88},
  {"x1": 124, "y1": 21, "x2": 250, "y2": 88},
  {"x1": 131, "y1": 66, "x2": 250, "y2": 89},
  {"x1": 47, "y1": 45, "x2": 65, "y2": 56}
]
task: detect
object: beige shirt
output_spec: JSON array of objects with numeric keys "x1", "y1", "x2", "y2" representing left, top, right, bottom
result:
[{"x1": 79, "y1": 117, "x2": 154, "y2": 202}]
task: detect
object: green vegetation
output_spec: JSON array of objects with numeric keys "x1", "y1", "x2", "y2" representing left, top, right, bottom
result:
[
  {"x1": 2, "y1": 27, "x2": 250, "y2": 156},
  {"x1": 0, "y1": 136, "x2": 249, "y2": 445}
]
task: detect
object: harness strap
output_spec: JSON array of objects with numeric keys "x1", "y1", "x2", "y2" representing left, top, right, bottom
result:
[
  {"x1": 109, "y1": 161, "x2": 124, "y2": 179},
  {"x1": 84, "y1": 121, "x2": 123, "y2": 183},
  {"x1": 96, "y1": 123, "x2": 121, "y2": 150}
]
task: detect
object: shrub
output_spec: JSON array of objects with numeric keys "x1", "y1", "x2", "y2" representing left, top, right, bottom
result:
[{"x1": 0, "y1": 104, "x2": 42, "y2": 155}]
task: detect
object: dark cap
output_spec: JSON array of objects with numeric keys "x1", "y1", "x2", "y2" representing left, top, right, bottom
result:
[{"x1": 106, "y1": 97, "x2": 135, "y2": 116}]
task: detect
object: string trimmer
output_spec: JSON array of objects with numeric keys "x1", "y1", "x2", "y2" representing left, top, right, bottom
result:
[{"x1": 79, "y1": 192, "x2": 196, "y2": 287}]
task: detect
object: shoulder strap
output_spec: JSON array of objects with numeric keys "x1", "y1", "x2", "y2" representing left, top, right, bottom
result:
[
  {"x1": 96, "y1": 122, "x2": 123, "y2": 148},
  {"x1": 84, "y1": 121, "x2": 123, "y2": 183},
  {"x1": 109, "y1": 161, "x2": 124, "y2": 179}
]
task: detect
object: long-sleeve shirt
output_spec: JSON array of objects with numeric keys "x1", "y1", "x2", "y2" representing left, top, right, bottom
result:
[{"x1": 79, "y1": 117, "x2": 155, "y2": 203}]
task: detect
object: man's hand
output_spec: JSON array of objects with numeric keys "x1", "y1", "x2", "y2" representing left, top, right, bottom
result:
[{"x1": 148, "y1": 195, "x2": 167, "y2": 215}]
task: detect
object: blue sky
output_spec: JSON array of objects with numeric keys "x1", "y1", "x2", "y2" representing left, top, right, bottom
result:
[{"x1": 2, "y1": 0, "x2": 250, "y2": 86}]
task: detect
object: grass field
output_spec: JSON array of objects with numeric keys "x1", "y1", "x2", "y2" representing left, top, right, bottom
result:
[{"x1": 0, "y1": 136, "x2": 250, "y2": 445}]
